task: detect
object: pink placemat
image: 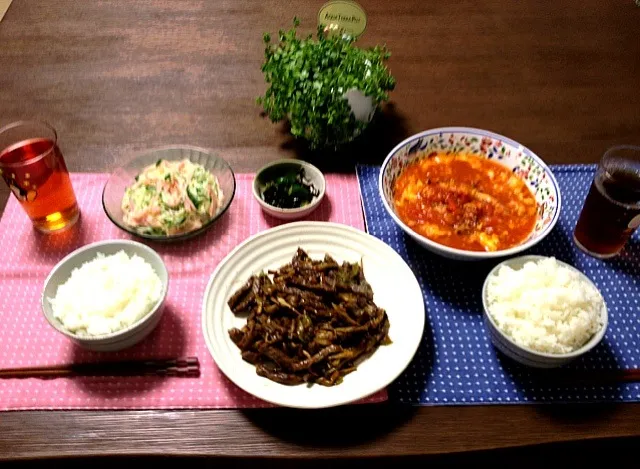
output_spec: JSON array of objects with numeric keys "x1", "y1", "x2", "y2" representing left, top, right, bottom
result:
[{"x1": 0, "y1": 172, "x2": 386, "y2": 410}]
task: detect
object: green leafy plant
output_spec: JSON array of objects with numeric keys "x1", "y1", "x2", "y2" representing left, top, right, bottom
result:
[{"x1": 257, "y1": 18, "x2": 396, "y2": 149}]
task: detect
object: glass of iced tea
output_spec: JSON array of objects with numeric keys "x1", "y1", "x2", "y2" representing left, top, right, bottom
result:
[
  {"x1": 573, "y1": 145, "x2": 640, "y2": 258},
  {"x1": 0, "y1": 121, "x2": 79, "y2": 232}
]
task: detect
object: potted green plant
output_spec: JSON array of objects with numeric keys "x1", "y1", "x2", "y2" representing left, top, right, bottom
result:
[{"x1": 257, "y1": 18, "x2": 396, "y2": 150}]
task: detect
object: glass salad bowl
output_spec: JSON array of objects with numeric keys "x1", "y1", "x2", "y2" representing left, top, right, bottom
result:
[{"x1": 102, "y1": 146, "x2": 236, "y2": 242}]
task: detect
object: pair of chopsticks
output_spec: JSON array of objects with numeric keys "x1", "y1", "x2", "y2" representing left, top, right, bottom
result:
[
  {"x1": 0, "y1": 357, "x2": 200, "y2": 379},
  {"x1": 532, "y1": 368, "x2": 640, "y2": 385}
]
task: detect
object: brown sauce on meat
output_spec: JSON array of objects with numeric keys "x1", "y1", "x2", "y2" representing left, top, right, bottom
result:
[{"x1": 227, "y1": 249, "x2": 391, "y2": 386}]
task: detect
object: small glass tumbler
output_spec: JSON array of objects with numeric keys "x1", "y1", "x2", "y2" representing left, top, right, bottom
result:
[
  {"x1": 573, "y1": 145, "x2": 640, "y2": 258},
  {"x1": 0, "y1": 121, "x2": 79, "y2": 232}
]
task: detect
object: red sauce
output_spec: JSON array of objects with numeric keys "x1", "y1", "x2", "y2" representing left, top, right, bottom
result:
[{"x1": 393, "y1": 152, "x2": 537, "y2": 252}]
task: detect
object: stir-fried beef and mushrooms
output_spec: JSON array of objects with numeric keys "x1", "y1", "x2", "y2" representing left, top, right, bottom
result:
[{"x1": 228, "y1": 249, "x2": 391, "y2": 386}]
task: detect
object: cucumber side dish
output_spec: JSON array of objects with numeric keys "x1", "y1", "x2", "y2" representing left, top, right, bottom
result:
[
  {"x1": 121, "y1": 159, "x2": 223, "y2": 236},
  {"x1": 261, "y1": 168, "x2": 319, "y2": 209}
]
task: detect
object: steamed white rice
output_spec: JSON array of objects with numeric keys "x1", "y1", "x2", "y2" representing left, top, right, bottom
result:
[
  {"x1": 49, "y1": 250, "x2": 163, "y2": 337},
  {"x1": 486, "y1": 257, "x2": 604, "y2": 354}
]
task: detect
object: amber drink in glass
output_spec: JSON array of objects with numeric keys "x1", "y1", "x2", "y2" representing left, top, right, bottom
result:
[
  {"x1": 573, "y1": 145, "x2": 640, "y2": 258},
  {"x1": 0, "y1": 121, "x2": 79, "y2": 232}
]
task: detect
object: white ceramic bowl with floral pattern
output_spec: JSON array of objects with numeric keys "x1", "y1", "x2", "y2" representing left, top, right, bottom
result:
[{"x1": 379, "y1": 127, "x2": 561, "y2": 260}]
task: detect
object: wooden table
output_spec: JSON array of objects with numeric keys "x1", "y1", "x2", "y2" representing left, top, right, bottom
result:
[{"x1": 1, "y1": 1, "x2": 639, "y2": 465}]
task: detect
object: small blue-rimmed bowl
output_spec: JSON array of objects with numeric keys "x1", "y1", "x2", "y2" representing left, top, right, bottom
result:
[{"x1": 379, "y1": 127, "x2": 561, "y2": 260}]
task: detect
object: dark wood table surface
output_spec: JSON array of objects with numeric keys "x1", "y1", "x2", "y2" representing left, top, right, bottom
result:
[{"x1": 1, "y1": 0, "x2": 639, "y2": 465}]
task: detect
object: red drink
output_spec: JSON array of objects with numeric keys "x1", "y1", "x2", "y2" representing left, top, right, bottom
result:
[
  {"x1": 0, "y1": 122, "x2": 79, "y2": 232},
  {"x1": 573, "y1": 146, "x2": 640, "y2": 258}
]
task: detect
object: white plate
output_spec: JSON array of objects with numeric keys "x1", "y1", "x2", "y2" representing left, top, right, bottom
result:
[{"x1": 202, "y1": 221, "x2": 425, "y2": 408}]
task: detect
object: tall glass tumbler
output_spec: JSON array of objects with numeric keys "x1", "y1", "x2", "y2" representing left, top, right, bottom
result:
[
  {"x1": 573, "y1": 145, "x2": 640, "y2": 258},
  {"x1": 0, "y1": 121, "x2": 79, "y2": 232}
]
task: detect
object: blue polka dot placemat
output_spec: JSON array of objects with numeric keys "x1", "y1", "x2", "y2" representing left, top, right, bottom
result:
[{"x1": 357, "y1": 164, "x2": 640, "y2": 405}]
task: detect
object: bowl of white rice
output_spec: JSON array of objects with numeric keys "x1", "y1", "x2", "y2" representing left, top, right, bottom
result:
[
  {"x1": 42, "y1": 240, "x2": 169, "y2": 352},
  {"x1": 482, "y1": 255, "x2": 607, "y2": 368}
]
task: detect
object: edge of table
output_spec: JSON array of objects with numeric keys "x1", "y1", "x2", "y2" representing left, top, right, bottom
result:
[{"x1": 1, "y1": 403, "x2": 639, "y2": 461}]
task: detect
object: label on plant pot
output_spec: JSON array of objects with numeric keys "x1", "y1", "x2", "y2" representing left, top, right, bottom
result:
[{"x1": 318, "y1": 1, "x2": 367, "y2": 38}]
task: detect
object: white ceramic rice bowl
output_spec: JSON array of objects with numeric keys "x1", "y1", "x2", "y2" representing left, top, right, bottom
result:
[
  {"x1": 481, "y1": 255, "x2": 608, "y2": 368},
  {"x1": 41, "y1": 240, "x2": 169, "y2": 352}
]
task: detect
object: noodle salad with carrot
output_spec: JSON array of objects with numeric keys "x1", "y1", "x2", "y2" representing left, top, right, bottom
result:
[{"x1": 122, "y1": 159, "x2": 223, "y2": 236}]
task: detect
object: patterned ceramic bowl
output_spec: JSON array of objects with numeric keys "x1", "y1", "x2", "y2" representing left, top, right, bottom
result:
[{"x1": 379, "y1": 127, "x2": 561, "y2": 260}]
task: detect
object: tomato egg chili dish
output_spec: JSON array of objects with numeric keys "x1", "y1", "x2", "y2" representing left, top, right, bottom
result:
[{"x1": 393, "y1": 152, "x2": 538, "y2": 252}]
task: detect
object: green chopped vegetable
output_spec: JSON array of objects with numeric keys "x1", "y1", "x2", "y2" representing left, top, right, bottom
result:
[
  {"x1": 257, "y1": 18, "x2": 396, "y2": 149},
  {"x1": 261, "y1": 167, "x2": 319, "y2": 209},
  {"x1": 121, "y1": 159, "x2": 223, "y2": 236}
]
